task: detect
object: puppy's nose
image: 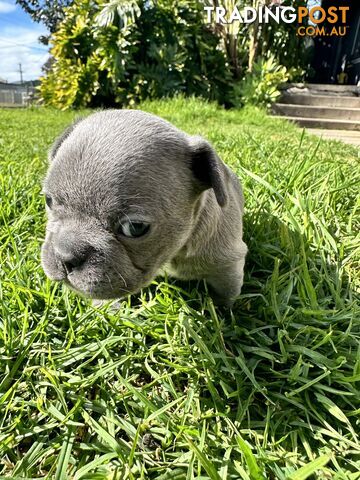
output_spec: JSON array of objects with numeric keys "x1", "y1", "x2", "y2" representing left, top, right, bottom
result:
[
  {"x1": 54, "y1": 234, "x2": 92, "y2": 275},
  {"x1": 61, "y1": 252, "x2": 87, "y2": 275}
]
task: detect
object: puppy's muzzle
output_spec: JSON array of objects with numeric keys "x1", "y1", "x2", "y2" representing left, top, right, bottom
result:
[{"x1": 54, "y1": 231, "x2": 94, "y2": 276}]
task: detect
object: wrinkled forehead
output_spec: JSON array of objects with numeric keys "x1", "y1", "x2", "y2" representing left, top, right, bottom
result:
[
  {"x1": 44, "y1": 134, "x2": 187, "y2": 218},
  {"x1": 44, "y1": 111, "x2": 192, "y2": 215}
]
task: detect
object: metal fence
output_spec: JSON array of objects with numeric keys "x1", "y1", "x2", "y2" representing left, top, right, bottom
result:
[{"x1": 0, "y1": 82, "x2": 37, "y2": 107}]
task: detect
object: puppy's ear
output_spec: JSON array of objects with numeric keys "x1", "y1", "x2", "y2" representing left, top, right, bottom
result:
[
  {"x1": 189, "y1": 136, "x2": 228, "y2": 207},
  {"x1": 49, "y1": 117, "x2": 83, "y2": 161}
]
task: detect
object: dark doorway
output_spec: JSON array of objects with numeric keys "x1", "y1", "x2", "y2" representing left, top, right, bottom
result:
[{"x1": 311, "y1": 0, "x2": 360, "y2": 85}]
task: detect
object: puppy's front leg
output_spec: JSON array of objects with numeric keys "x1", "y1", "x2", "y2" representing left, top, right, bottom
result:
[{"x1": 206, "y1": 257, "x2": 246, "y2": 308}]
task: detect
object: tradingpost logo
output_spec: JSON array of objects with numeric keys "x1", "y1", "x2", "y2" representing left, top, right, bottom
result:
[{"x1": 204, "y1": 2, "x2": 350, "y2": 37}]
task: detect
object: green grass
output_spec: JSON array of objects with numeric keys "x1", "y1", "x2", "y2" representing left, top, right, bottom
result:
[{"x1": 0, "y1": 97, "x2": 359, "y2": 479}]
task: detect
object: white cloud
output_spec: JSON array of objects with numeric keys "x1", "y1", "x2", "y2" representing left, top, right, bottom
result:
[
  {"x1": 0, "y1": 1, "x2": 16, "y2": 14},
  {"x1": 0, "y1": 25, "x2": 50, "y2": 82}
]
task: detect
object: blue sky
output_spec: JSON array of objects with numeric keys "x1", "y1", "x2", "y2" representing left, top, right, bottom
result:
[{"x1": 0, "y1": 0, "x2": 49, "y2": 82}]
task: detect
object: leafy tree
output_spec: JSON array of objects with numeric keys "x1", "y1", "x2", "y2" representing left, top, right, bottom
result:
[
  {"x1": 38, "y1": 0, "x2": 308, "y2": 108},
  {"x1": 40, "y1": 0, "x2": 232, "y2": 109},
  {"x1": 254, "y1": 0, "x2": 309, "y2": 73},
  {"x1": 96, "y1": 0, "x2": 141, "y2": 29},
  {"x1": 205, "y1": 0, "x2": 309, "y2": 75}
]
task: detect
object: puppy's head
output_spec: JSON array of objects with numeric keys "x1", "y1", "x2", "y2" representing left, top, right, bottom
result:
[{"x1": 41, "y1": 110, "x2": 228, "y2": 299}]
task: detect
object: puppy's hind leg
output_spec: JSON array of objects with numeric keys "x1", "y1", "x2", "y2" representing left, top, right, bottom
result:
[{"x1": 206, "y1": 257, "x2": 246, "y2": 308}]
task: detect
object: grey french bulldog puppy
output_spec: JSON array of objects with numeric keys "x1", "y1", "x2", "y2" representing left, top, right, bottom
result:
[{"x1": 41, "y1": 110, "x2": 247, "y2": 307}]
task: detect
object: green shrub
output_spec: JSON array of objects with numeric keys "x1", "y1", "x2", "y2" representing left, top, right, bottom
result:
[
  {"x1": 40, "y1": 0, "x2": 232, "y2": 109},
  {"x1": 233, "y1": 55, "x2": 295, "y2": 109}
]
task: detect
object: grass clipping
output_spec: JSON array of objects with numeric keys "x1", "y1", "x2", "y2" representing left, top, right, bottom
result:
[{"x1": 0, "y1": 98, "x2": 359, "y2": 479}]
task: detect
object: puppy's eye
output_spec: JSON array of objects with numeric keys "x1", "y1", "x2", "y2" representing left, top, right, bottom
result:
[
  {"x1": 45, "y1": 195, "x2": 53, "y2": 209},
  {"x1": 118, "y1": 220, "x2": 150, "y2": 238}
]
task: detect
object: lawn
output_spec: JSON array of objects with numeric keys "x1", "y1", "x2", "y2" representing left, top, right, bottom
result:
[{"x1": 0, "y1": 98, "x2": 359, "y2": 479}]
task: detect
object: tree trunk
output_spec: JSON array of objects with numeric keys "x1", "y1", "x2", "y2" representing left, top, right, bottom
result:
[
  {"x1": 248, "y1": 18, "x2": 259, "y2": 71},
  {"x1": 248, "y1": 0, "x2": 271, "y2": 71}
]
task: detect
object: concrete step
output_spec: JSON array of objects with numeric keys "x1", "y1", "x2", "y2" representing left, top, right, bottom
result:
[
  {"x1": 307, "y1": 128, "x2": 360, "y2": 146},
  {"x1": 271, "y1": 115, "x2": 360, "y2": 131},
  {"x1": 280, "y1": 93, "x2": 360, "y2": 108},
  {"x1": 281, "y1": 83, "x2": 360, "y2": 97},
  {"x1": 273, "y1": 103, "x2": 360, "y2": 121}
]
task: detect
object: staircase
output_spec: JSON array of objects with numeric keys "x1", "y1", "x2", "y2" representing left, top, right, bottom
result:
[{"x1": 272, "y1": 83, "x2": 360, "y2": 131}]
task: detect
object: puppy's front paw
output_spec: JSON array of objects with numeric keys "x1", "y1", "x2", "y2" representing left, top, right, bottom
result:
[
  {"x1": 206, "y1": 258, "x2": 245, "y2": 309},
  {"x1": 92, "y1": 299, "x2": 123, "y2": 311},
  {"x1": 209, "y1": 291, "x2": 237, "y2": 309}
]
